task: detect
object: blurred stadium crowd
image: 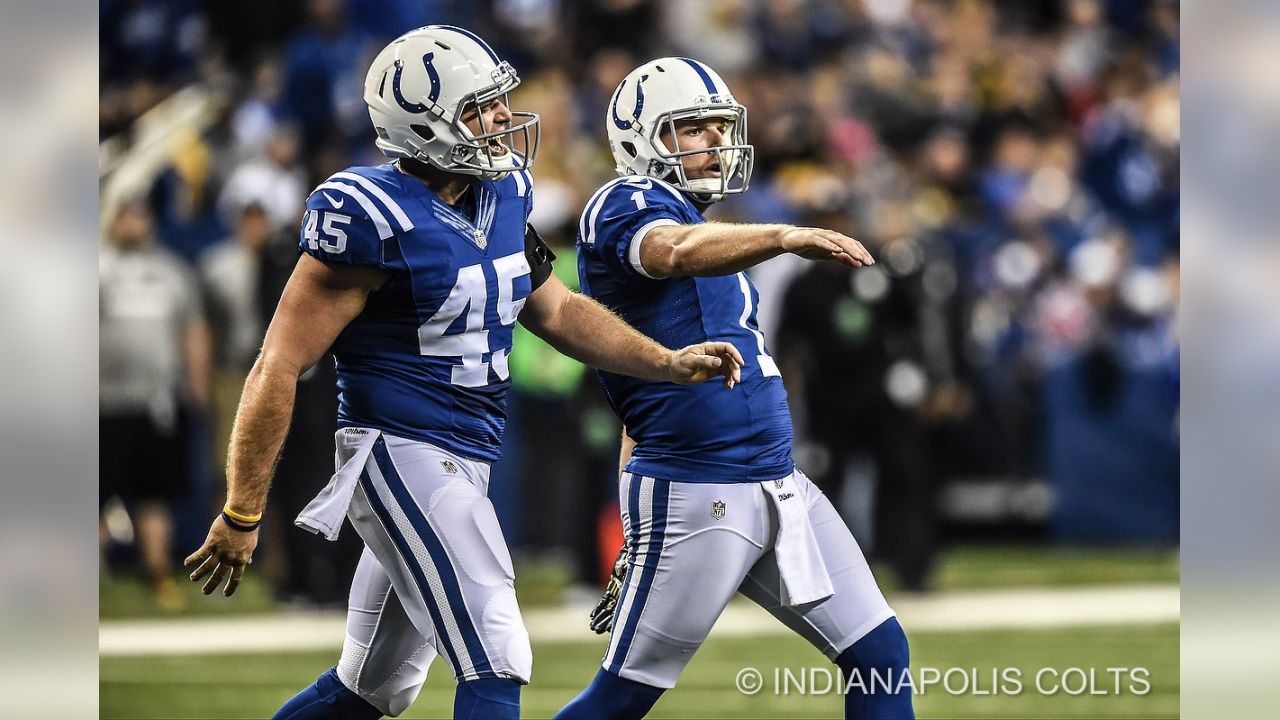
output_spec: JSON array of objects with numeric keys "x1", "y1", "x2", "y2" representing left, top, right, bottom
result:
[{"x1": 99, "y1": 0, "x2": 1179, "y2": 607}]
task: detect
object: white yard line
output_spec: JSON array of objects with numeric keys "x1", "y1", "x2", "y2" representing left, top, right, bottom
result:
[{"x1": 100, "y1": 583, "x2": 1178, "y2": 657}]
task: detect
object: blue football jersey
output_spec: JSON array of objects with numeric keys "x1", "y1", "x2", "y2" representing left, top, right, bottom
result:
[
  {"x1": 577, "y1": 175, "x2": 794, "y2": 483},
  {"x1": 299, "y1": 163, "x2": 536, "y2": 462}
]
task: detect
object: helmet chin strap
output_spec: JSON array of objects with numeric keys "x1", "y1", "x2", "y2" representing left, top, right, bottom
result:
[
  {"x1": 656, "y1": 167, "x2": 724, "y2": 204},
  {"x1": 683, "y1": 176, "x2": 727, "y2": 203}
]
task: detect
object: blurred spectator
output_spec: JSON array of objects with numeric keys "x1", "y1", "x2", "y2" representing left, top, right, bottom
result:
[
  {"x1": 229, "y1": 58, "x2": 287, "y2": 162},
  {"x1": 200, "y1": 202, "x2": 272, "y2": 373},
  {"x1": 218, "y1": 125, "x2": 307, "y2": 235},
  {"x1": 99, "y1": 200, "x2": 212, "y2": 609},
  {"x1": 572, "y1": 0, "x2": 660, "y2": 62},
  {"x1": 661, "y1": 0, "x2": 757, "y2": 74},
  {"x1": 198, "y1": 201, "x2": 272, "y2": 502},
  {"x1": 279, "y1": 0, "x2": 377, "y2": 156},
  {"x1": 100, "y1": 0, "x2": 207, "y2": 137},
  {"x1": 101, "y1": 0, "x2": 206, "y2": 85}
]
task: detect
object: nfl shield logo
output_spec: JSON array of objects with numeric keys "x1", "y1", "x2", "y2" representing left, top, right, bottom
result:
[
  {"x1": 472, "y1": 228, "x2": 488, "y2": 249},
  {"x1": 711, "y1": 500, "x2": 726, "y2": 520},
  {"x1": 774, "y1": 478, "x2": 785, "y2": 489}
]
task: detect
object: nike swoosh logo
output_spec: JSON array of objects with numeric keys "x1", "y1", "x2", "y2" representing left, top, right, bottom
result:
[{"x1": 322, "y1": 191, "x2": 345, "y2": 208}]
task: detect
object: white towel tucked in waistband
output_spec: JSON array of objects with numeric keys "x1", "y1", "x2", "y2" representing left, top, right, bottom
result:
[
  {"x1": 295, "y1": 428, "x2": 381, "y2": 541},
  {"x1": 761, "y1": 473, "x2": 835, "y2": 607}
]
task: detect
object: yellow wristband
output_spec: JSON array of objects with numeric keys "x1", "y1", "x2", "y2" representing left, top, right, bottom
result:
[{"x1": 222, "y1": 505, "x2": 263, "y2": 524}]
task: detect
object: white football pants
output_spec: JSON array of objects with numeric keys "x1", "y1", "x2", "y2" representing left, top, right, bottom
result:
[
  {"x1": 603, "y1": 469, "x2": 896, "y2": 688},
  {"x1": 332, "y1": 431, "x2": 531, "y2": 716}
]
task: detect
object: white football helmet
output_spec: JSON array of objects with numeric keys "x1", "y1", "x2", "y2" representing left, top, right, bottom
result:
[
  {"x1": 363, "y1": 25, "x2": 540, "y2": 180},
  {"x1": 606, "y1": 57, "x2": 754, "y2": 202}
]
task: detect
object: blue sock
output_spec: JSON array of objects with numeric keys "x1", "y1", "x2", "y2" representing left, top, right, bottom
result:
[
  {"x1": 454, "y1": 677, "x2": 521, "y2": 720},
  {"x1": 835, "y1": 617, "x2": 915, "y2": 720},
  {"x1": 554, "y1": 668, "x2": 665, "y2": 720},
  {"x1": 272, "y1": 667, "x2": 383, "y2": 720}
]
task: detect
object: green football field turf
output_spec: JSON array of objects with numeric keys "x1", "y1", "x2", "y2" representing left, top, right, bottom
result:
[
  {"x1": 99, "y1": 544, "x2": 1180, "y2": 619},
  {"x1": 100, "y1": 622, "x2": 1177, "y2": 719}
]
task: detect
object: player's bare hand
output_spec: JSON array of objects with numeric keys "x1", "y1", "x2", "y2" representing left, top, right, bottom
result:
[
  {"x1": 667, "y1": 341, "x2": 744, "y2": 388},
  {"x1": 780, "y1": 227, "x2": 875, "y2": 268},
  {"x1": 184, "y1": 516, "x2": 258, "y2": 597}
]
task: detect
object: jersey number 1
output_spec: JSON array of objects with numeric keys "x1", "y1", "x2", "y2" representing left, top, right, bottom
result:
[
  {"x1": 737, "y1": 273, "x2": 781, "y2": 377},
  {"x1": 417, "y1": 252, "x2": 530, "y2": 387}
]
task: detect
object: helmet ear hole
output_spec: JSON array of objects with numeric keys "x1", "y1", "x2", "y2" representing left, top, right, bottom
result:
[
  {"x1": 620, "y1": 141, "x2": 638, "y2": 159},
  {"x1": 411, "y1": 124, "x2": 437, "y2": 142}
]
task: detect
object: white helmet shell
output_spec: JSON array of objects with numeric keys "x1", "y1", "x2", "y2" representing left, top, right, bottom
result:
[
  {"x1": 363, "y1": 25, "x2": 539, "y2": 180},
  {"x1": 606, "y1": 57, "x2": 754, "y2": 202}
]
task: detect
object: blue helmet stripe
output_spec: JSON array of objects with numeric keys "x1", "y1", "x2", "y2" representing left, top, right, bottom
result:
[
  {"x1": 677, "y1": 57, "x2": 718, "y2": 94},
  {"x1": 435, "y1": 24, "x2": 500, "y2": 62}
]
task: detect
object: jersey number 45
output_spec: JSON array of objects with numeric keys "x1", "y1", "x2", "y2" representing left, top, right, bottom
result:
[{"x1": 417, "y1": 252, "x2": 530, "y2": 387}]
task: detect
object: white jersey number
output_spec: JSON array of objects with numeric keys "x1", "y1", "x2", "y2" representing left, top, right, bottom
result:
[
  {"x1": 417, "y1": 251, "x2": 530, "y2": 387},
  {"x1": 737, "y1": 272, "x2": 781, "y2": 377},
  {"x1": 303, "y1": 210, "x2": 351, "y2": 254}
]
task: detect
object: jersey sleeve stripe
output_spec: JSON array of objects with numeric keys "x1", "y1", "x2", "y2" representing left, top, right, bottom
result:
[
  {"x1": 628, "y1": 218, "x2": 678, "y2": 279},
  {"x1": 333, "y1": 172, "x2": 414, "y2": 232},
  {"x1": 506, "y1": 167, "x2": 532, "y2": 197},
  {"x1": 317, "y1": 182, "x2": 394, "y2": 240},
  {"x1": 584, "y1": 177, "x2": 634, "y2": 246},
  {"x1": 578, "y1": 177, "x2": 624, "y2": 244}
]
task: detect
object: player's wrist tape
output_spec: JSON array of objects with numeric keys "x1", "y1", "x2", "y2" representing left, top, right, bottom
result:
[{"x1": 221, "y1": 505, "x2": 262, "y2": 532}]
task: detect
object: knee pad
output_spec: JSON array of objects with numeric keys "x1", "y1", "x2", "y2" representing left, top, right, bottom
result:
[
  {"x1": 430, "y1": 481, "x2": 516, "y2": 589},
  {"x1": 338, "y1": 634, "x2": 435, "y2": 717},
  {"x1": 482, "y1": 588, "x2": 533, "y2": 683}
]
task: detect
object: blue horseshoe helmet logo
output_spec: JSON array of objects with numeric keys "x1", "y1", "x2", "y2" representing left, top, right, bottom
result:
[
  {"x1": 611, "y1": 73, "x2": 650, "y2": 130},
  {"x1": 391, "y1": 52, "x2": 442, "y2": 114}
]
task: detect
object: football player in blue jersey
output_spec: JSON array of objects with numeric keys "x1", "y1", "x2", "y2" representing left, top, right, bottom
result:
[
  {"x1": 556, "y1": 58, "x2": 915, "y2": 719},
  {"x1": 182, "y1": 29, "x2": 743, "y2": 720}
]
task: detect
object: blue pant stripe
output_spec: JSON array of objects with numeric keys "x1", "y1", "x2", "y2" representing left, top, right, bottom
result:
[
  {"x1": 370, "y1": 437, "x2": 495, "y2": 678},
  {"x1": 358, "y1": 467, "x2": 465, "y2": 675},
  {"x1": 604, "y1": 474, "x2": 642, "y2": 663},
  {"x1": 608, "y1": 478, "x2": 670, "y2": 675}
]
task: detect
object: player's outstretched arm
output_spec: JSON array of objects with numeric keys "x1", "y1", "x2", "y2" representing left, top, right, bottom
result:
[
  {"x1": 185, "y1": 254, "x2": 388, "y2": 597},
  {"x1": 519, "y1": 273, "x2": 743, "y2": 387},
  {"x1": 638, "y1": 222, "x2": 875, "y2": 278}
]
